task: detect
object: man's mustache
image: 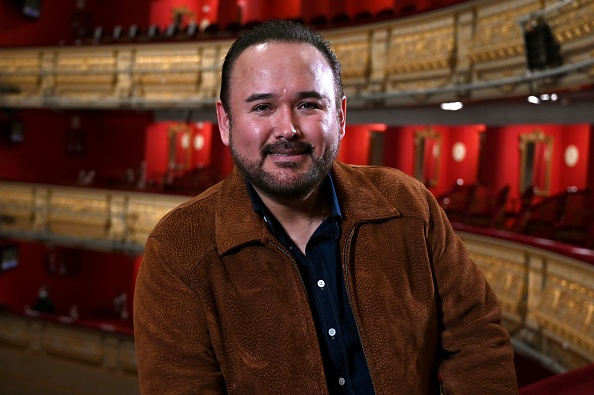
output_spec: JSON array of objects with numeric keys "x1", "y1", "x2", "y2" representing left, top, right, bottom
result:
[{"x1": 262, "y1": 140, "x2": 314, "y2": 156}]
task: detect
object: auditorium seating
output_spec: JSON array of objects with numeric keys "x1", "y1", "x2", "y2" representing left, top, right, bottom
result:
[
  {"x1": 520, "y1": 191, "x2": 570, "y2": 239},
  {"x1": 438, "y1": 183, "x2": 511, "y2": 228},
  {"x1": 437, "y1": 183, "x2": 476, "y2": 223},
  {"x1": 552, "y1": 189, "x2": 594, "y2": 248},
  {"x1": 464, "y1": 185, "x2": 510, "y2": 228},
  {"x1": 440, "y1": 185, "x2": 594, "y2": 249},
  {"x1": 505, "y1": 186, "x2": 536, "y2": 231},
  {"x1": 519, "y1": 362, "x2": 594, "y2": 394}
]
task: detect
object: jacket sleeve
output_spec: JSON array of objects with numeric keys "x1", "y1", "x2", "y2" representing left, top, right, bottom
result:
[
  {"x1": 134, "y1": 235, "x2": 226, "y2": 394},
  {"x1": 425, "y1": 189, "x2": 519, "y2": 394}
]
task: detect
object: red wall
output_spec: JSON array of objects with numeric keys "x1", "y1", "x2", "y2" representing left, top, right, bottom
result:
[
  {"x1": 442, "y1": 125, "x2": 483, "y2": 189},
  {"x1": 0, "y1": 110, "x2": 151, "y2": 186},
  {"x1": 0, "y1": 0, "x2": 77, "y2": 47},
  {"x1": 559, "y1": 124, "x2": 589, "y2": 190},
  {"x1": 0, "y1": 241, "x2": 136, "y2": 321},
  {"x1": 351, "y1": 0, "x2": 395, "y2": 16},
  {"x1": 377, "y1": 123, "x2": 592, "y2": 202},
  {"x1": 148, "y1": 0, "x2": 200, "y2": 29},
  {"x1": 210, "y1": 124, "x2": 234, "y2": 180},
  {"x1": 339, "y1": 125, "x2": 372, "y2": 165},
  {"x1": 84, "y1": 0, "x2": 149, "y2": 32},
  {"x1": 382, "y1": 125, "x2": 415, "y2": 174},
  {"x1": 480, "y1": 126, "x2": 519, "y2": 197},
  {"x1": 302, "y1": 0, "x2": 330, "y2": 22},
  {"x1": 144, "y1": 120, "x2": 218, "y2": 188}
]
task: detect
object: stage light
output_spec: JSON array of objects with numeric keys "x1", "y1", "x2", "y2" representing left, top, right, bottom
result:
[{"x1": 523, "y1": 16, "x2": 562, "y2": 71}]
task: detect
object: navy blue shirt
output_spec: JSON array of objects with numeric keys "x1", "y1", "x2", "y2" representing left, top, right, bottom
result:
[{"x1": 247, "y1": 176, "x2": 374, "y2": 395}]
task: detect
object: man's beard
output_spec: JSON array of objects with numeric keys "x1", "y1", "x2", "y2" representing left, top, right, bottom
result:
[{"x1": 229, "y1": 131, "x2": 340, "y2": 199}]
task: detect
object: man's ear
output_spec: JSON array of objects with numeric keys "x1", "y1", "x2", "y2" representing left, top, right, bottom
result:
[
  {"x1": 338, "y1": 96, "x2": 347, "y2": 140},
  {"x1": 216, "y1": 101, "x2": 231, "y2": 146}
]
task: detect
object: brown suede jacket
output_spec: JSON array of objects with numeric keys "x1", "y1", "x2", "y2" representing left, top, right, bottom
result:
[{"x1": 134, "y1": 162, "x2": 519, "y2": 394}]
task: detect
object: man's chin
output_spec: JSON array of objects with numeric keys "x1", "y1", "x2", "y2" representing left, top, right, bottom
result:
[{"x1": 250, "y1": 172, "x2": 321, "y2": 199}]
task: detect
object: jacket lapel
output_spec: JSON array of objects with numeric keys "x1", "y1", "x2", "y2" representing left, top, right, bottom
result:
[
  {"x1": 215, "y1": 168, "x2": 269, "y2": 256},
  {"x1": 331, "y1": 162, "x2": 401, "y2": 228}
]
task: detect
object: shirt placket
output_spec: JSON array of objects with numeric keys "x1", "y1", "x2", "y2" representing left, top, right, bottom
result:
[{"x1": 306, "y1": 229, "x2": 356, "y2": 393}]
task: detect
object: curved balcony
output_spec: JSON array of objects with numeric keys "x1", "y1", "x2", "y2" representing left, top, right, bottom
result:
[
  {"x1": 0, "y1": 180, "x2": 188, "y2": 254},
  {"x1": 0, "y1": 309, "x2": 138, "y2": 394},
  {"x1": 1, "y1": 180, "x2": 593, "y2": 380},
  {"x1": 0, "y1": 0, "x2": 592, "y2": 114}
]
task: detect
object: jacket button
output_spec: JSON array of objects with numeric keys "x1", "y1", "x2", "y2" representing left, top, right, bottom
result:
[
  {"x1": 317, "y1": 280, "x2": 325, "y2": 288},
  {"x1": 338, "y1": 377, "x2": 346, "y2": 386}
]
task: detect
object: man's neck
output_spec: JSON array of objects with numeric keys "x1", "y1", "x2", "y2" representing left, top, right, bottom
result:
[{"x1": 254, "y1": 186, "x2": 327, "y2": 254}]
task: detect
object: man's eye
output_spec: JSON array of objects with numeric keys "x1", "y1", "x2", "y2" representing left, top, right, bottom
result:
[
  {"x1": 252, "y1": 104, "x2": 271, "y2": 112},
  {"x1": 299, "y1": 102, "x2": 320, "y2": 110}
]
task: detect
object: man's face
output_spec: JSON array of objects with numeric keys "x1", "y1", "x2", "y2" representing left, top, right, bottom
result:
[{"x1": 216, "y1": 42, "x2": 346, "y2": 200}]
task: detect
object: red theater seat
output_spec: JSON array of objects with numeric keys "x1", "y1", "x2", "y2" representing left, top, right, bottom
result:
[{"x1": 520, "y1": 363, "x2": 594, "y2": 395}]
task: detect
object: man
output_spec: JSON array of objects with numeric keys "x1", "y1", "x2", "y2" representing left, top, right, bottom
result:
[
  {"x1": 134, "y1": 20, "x2": 518, "y2": 394},
  {"x1": 31, "y1": 284, "x2": 55, "y2": 314}
]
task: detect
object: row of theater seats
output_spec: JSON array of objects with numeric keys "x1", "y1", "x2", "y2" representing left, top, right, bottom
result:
[
  {"x1": 80, "y1": 6, "x2": 416, "y2": 45},
  {"x1": 438, "y1": 183, "x2": 594, "y2": 249},
  {"x1": 80, "y1": 0, "x2": 474, "y2": 46}
]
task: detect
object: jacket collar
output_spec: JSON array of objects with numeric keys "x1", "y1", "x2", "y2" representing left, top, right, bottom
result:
[{"x1": 215, "y1": 162, "x2": 400, "y2": 256}]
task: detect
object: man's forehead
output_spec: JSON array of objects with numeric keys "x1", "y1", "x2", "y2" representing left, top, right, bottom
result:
[
  {"x1": 231, "y1": 42, "x2": 333, "y2": 83},
  {"x1": 236, "y1": 41, "x2": 328, "y2": 67}
]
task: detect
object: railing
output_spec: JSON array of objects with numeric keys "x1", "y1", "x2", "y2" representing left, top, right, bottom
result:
[
  {"x1": 0, "y1": 310, "x2": 138, "y2": 394},
  {"x1": 0, "y1": 0, "x2": 592, "y2": 110},
  {"x1": 456, "y1": 224, "x2": 594, "y2": 373},
  {"x1": 1, "y1": 180, "x2": 594, "y2": 375},
  {"x1": 0, "y1": 181, "x2": 189, "y2": 254}
]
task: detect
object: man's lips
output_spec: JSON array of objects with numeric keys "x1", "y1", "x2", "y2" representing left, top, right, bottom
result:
[{"x1": 269, "y1": 149, "x2": 307, "y2": 156}]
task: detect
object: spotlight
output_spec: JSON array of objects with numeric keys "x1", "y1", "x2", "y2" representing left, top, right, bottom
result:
[
  {"x1": 523, "y1": 16, "x2": 562, "y2": 71},
  {"x1": 527, "y1": 95, "x2": 540, "y2": 104}
]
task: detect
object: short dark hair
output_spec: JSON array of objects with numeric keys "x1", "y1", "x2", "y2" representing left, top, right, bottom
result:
[{"x1": 219, "y1": 19, "x2": 344, "y2": 114}]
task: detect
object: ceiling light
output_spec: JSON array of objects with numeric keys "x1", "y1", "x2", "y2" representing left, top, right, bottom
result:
[{"x1": 440, "y1": 102, "x2": 463, "y2": 111}]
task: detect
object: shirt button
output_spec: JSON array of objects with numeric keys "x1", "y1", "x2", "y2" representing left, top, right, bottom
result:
[
  {"x1": 317, "y1": 280, "x2": 325, "y2": 288},
  {"x1": 328, "y1": 328, "x2": 336, "y2": 337},
  {"x1": 338, "y1": 377, "x2": 346, "y2": 386}
]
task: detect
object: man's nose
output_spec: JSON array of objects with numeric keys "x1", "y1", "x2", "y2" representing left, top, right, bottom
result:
[{"x1": 274, "y1": 107, "x2": 298, "y2": 139}]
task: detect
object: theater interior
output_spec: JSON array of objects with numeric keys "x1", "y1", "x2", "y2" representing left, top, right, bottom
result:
[{"x1": 1, "y1": 0, "x2": 593, "y2": 393}]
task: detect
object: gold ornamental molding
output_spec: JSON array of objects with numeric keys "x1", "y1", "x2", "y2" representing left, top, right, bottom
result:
[
  {"x1": 0, "y1": 180, "x2": 189, "y2": 254},
  {"x1": 459, "y1": 230, "x2": 594, "y2": 374}
]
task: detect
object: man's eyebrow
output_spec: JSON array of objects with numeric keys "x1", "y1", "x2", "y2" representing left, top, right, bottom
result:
[
  {"x1": 245, "y1": 93, "x2": 274, "y2": 103},
  {"x1": 296, "y1": 91, "x2": 326, "y2": 100},
  {"x1": 244, "y1": 91, "x2": 328, "y2": 103}
]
